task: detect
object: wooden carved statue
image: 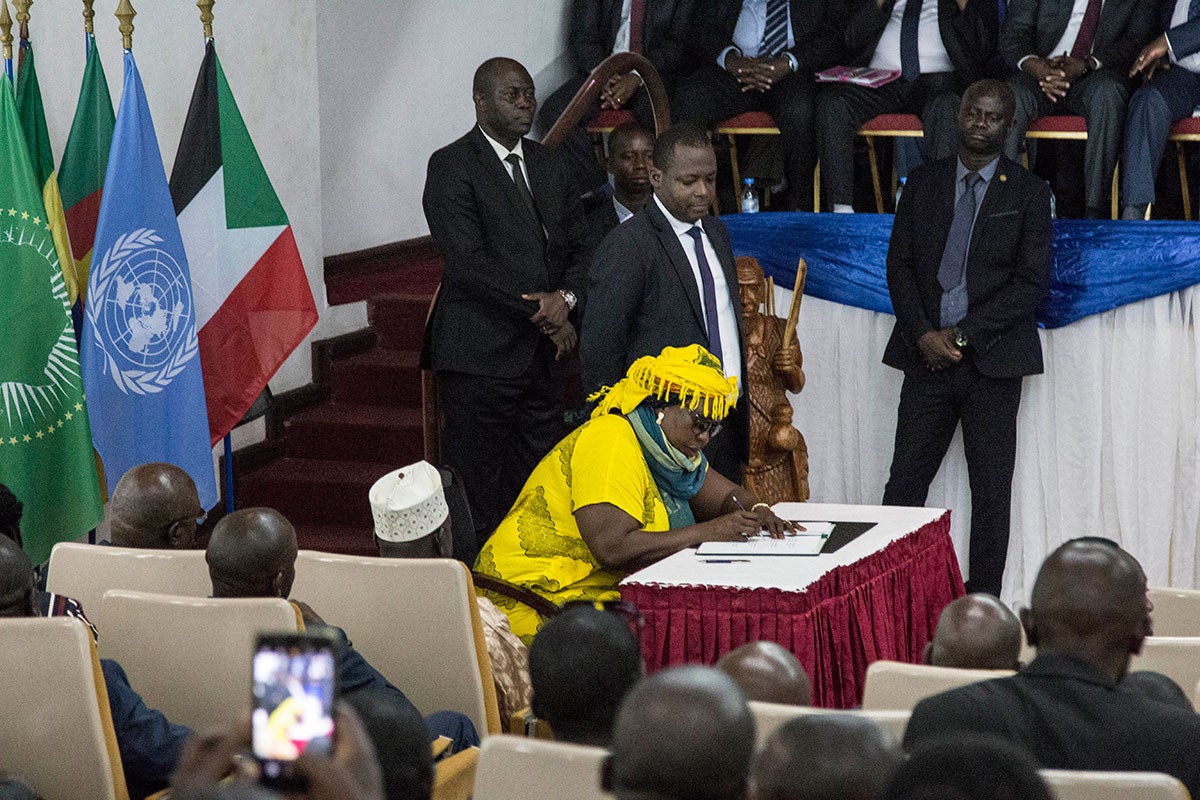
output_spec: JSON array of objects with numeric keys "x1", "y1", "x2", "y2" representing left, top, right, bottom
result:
[{"x1": 737, "y1": 256, "x2": 810, "y2": 503}]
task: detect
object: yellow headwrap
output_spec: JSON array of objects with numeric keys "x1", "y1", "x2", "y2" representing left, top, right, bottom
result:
[{"x1": 589, "y1": 344, "x2": 739, "y2": 420}]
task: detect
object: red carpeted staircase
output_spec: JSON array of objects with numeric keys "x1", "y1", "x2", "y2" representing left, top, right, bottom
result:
[{"x1": 232, "y1": 242, "x2": 442, "y2": 556}]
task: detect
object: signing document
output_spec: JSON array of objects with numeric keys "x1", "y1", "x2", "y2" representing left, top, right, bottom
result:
[{"x1": 696, "y1": 522, "x2": 835, "y2": 556}]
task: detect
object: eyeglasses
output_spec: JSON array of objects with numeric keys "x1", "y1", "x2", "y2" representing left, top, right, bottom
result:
[
  {"x1": 172, "y1": 509, "x2": 207, "y2": 528},
  {"x1": 688, "y1": 409, "x2": 722, "y2": 438}
]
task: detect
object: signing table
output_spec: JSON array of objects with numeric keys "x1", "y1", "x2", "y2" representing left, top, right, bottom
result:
[{"x1": 619, "y1": 503, "x2": 963, "y2": 708}]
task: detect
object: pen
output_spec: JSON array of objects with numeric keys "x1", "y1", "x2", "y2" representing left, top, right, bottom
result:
[{"x1": 702, "y1": 559, "x2": 752, "y2": 564}]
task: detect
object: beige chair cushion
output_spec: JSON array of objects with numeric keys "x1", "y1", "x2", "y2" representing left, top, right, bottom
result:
[
  {"x1": 291, "y1": 552, "x2": 500, "y2": 734},
  {"x1": 0, "y1": 617, "x2": 129, "y2": 800},
  {"x1": 99, "y1": 589, "x2": 300, "y2": 731},
  {"x1": 1147, "y1": 588, "x2": 1200, "y2": 637},
  {"x1": 473, "y1": 735, "x2": 610, "y2": 800},
  {"x1": 861, "y1": 661, "x2": 1014, "y2": 711},
  {"x1": 1130, "y1": 637, "x2": 1200, "y2": 707},
  {"x1": 748, "y1": 701, "x2": 910, "y2": 745},
  {"x1": 46, "y1": 542, "x2": 210, "y2": 632},
  {"x1": 1041, "y1": 770, "x2": 1189, "y2": 800}
]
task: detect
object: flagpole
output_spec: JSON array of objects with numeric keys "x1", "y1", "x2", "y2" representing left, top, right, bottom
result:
[
  {"x1": 197, "y1": 0, "x2": 215, "y2": 41},
  {"x1": 83, "y1": 0, "x2": 94, "y2": 55},
  {"x1": 0, "y1": 0, "x2": 12, "y2": 84},
  {"x1": 115, "y1": 0, "x2": 134, "y2": 52}
]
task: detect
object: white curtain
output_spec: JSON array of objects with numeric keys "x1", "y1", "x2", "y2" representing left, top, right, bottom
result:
[{"x1": 780, "y1": 286, "x2": 1200, "y2": 606}]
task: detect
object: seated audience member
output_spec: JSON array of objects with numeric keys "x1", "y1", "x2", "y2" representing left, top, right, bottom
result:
[
  {"x1": 884, "y1": 736, "x2": 1053, "y2": 800},
  {"x1": 0, "y1": 534, "x2": 192, "y2": 800},
  {"x1": 369, "y1": 460, "x2": 532, "y2": 722},
  {"x1": 1121, "y1": 5, "x2": 1200, "y2": 220},
  {"x1": 716, "y1": 640, "x2": 812, "y2": 706},
  {"x1": 1001, "y1": 0, "x2": 1156, "y2": 218},
  {"x1": 527, "y1": 604, "x2": 643, "y2": 745},
  {"x1": 474, "y1": 345, "x2": 794, "y2": 643},
  {"x1": 674, "y1": 0, "x2": 846, "y2": 209},
  {"x1": 606, "y1": 666, "x2": 755, "y2": 800},
  {"x1": 0, "y1": 484, "x2": 23, "y2": 550},
  {"x1": 206, "y1": 508, "x2": 479, "y2": 752},
  {"x1": 1121, "y1": 670, "x2": 1195, "y2": 712},
  {"x1": 751, "y1": 715, "x2": 902, "y2": 800},
  {"x1": 816, "y1": 0, "x2": 997, "y2": 212},
  {"x1": 904, "y1": 539, "x2": 1200, "y2": 796},
  {"x1": 344, "y1": 689, "x2": 435, "y2": 800},
  {"x1": 104, "y1": 462, "x2": 205, "y2": 549},
  {"x1": 537, "y1": 0, "x2": 693, "y2": 194},
  {"x1": 586, "y1": 120, "x2": 655, "y2": 238},
  {"x1": 924, "y1": 593, "x2": 1022, "y2": 671}
]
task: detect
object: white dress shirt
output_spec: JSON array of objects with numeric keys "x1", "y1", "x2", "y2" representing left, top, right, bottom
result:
[
  {"x1": 614, "y1": 197, "x2": 636, "y2": 223},
  {"x1": 869, "y1": 0, "x2": 953, "y2": 74},
  {"x1": 653, "y1": 195, "x2": 743, "y2": 393},
  {"x1": 479, "y1": 125, "x2": 532, "y2": 187},
  {"x1": 613, "y1": 0, "x2": 633, "y2": 53},
  {"x1": 718, "y1": 0, "x2": 801, "y2": 72},
  {"x1": 1167, "y1": 0, "x2": 1200, "y2": 73}
]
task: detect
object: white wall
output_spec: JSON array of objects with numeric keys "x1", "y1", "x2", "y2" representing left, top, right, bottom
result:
[{"x1": 318, "y1": 0, "x2": 574, "y2": 255}]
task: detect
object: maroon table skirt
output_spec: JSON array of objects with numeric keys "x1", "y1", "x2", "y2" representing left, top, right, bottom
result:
[{"x1": 620, "y1": 511, "x2": 964, "y2": 708}]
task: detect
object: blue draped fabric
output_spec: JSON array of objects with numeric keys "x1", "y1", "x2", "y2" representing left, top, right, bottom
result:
[{"x1": 723, "y1": 212, "x2": 1200, "y2": 329}]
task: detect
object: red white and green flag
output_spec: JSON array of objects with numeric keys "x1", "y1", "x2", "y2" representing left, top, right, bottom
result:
[{"x1": 169, "y1": 41, "x2": 317, "y2": 444}]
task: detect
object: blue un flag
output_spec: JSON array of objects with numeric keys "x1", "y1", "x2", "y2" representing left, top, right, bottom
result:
[{"x1": 81, "y1": 51, "x2": 218, "y2": 509}]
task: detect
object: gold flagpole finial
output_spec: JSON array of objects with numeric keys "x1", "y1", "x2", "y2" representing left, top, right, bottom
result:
[
  {"x1": 83, "y1": 0, "x2": 95, "y2": 35},
  {"x1": 197, "y1": 0, "x2": 214, "y2": 40},
  {"x1": 115, "y1": 0, "x2": 134, "y2": 50},
  {"x1": 12, "y1": 0, "x2": 28, "y2": 42},
  {"x1": 0, "y1": 0, "x2": 12, "y2": 63}
]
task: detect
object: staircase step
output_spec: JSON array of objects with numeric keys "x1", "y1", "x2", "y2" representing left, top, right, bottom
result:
[
  {"x1": 329, "y1": 348, "x2": 422, "y2": 407},
  {"x1": 369, "y1": 293, "x2": 434, "y2": 351},
  {"x1": 284, "y1": 403, "x2": 424, "y2": 465},
  {"x1": 294, "y1": 523, "x2": 378, "y2": 557},
  {"x1": 236, "y1": 457, "x2": 392, "y2": 527}
]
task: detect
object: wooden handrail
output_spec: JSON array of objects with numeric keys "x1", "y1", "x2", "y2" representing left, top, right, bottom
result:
[{"x1": 542, "y1": 52, "x2": 671, "y2": 147}]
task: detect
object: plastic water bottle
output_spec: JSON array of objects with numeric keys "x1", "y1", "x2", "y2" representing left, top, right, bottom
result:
[
  {"x1": 895, "y1": 176, "x2": 907, "y2": 212},
  {"x1": 741, "y1": 178, "x2": 760, "y2": 214},
  {"x1": 1049, "y1": 191, "x2": 1057, "y2": 220}
]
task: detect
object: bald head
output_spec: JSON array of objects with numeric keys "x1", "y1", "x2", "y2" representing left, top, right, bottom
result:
[
  {"x1": 926, "y1": 594, "x2": 1022, "y2": 671},
  {"x1": 609, "y1": 666, "x2": 754, "y2": 800},
  {"x1": 108, "y1": 463, "x2": 202, "y2": 549},
  {"x1": 206, "y1": 508, "x2": 297, "y2": 599},
  {"x1": 0, "y1": 533, "x2": 35, "y2": 618},
  {"x1": 751, "y1": 715, "x2": 901, "y2": 800},
  {"x1": 472, "y1": 57, "x2": 529, "y2": 95},
  {"x1": 717, "y1": 641, "x2": 812, "y2": 706}
]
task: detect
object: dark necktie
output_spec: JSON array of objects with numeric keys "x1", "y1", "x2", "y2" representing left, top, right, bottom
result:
[
  {"x1": 901, "y1": 0, "x2": 924, "y2": 81},
  {"x1": 1070, "y1": 0, "x2": 1103, "y2": 60},
  {"x1": 629, "y1": 0, "x2": 646, "y2": 54},
  {"x1": 938, "y1": 172, "x2": 982, "y2": 327},
  {"x1": 761, "y1": 0, "x2": 790, "y2": 58},
  {"x1": 504, "y1": 153, "x2": 542, "y2": 237},
  {"x1": 687, "y1": 227, "x2": 725, "y2": 365}
]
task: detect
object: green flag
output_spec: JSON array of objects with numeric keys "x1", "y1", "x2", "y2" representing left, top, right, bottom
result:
[
  {"x1": 16, "y1": 44, "x2": 53, "y2": 187},
  {"x1": 0, "y1": 78, "x2": 103, "y2": 563}
]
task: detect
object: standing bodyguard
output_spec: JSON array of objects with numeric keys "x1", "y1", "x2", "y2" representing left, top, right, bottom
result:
[{"x1": 881, "y1": 79, "x2": 1052, "y2": 596}]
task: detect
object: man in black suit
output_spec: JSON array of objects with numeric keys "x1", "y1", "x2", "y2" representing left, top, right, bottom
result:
[
  {"x1": 423, "y1": 58, "x2": 595, "y2": 546},
  {"x1": 539, "y1": 0, "x2": 696, "y2": 193},
  {"x1": 672, "y1": 0, "x2": 847, "y2": 209},
  {"x1": 585, "y1": 120, "x2": 655, "y2": 239},
  {"x1": 905, "y1": 539, "x2": 1200, "y2": 798},
  {"x1": 580, "y1": 123, "x2": 748, "y2": 481},
  {"x1": 1002, "y1": 0, "x2": 1156, "y2": 218},
  {"x1": 881, "y1": 79, "x2": 1051, "y2": 596},
  {"x1": 816, "y1": 0, "x2": 998, "y2": 212}
]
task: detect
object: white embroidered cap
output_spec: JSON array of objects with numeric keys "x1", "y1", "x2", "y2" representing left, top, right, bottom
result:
[{"x1": 369, "y1": 460, "x2": 450, "y2": 543}]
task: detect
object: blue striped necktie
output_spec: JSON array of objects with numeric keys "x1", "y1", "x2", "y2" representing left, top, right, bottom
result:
[
  {"x1": 761, "y1": 0, "x2": 790, "y2": 58},
  {"x1": 901, "y1": 0, "x2": 923, "y2": 81},
  {"x1": 687, "y1": 227, "x2": 725, "y2": 364}
]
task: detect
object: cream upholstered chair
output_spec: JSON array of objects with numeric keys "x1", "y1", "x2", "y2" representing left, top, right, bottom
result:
[
  {"x1": 0, "y1": 617, "x2": 130, "y2": 800},
  {"x1": 291, "y1": 551, "x2": 502, "y2": 735},
  {"x1": 46, "y1": 542, "x2": 210, "y2": 632},
  {"x1": 1040, "y1": 770, "x2": 1188, "y2": 800},
  {"x1": 749, "y1": 701, "x2": 910, "y2": 745},
  {"x1": 472, "y1": 735, "x2": 611, "y2": 800},
  {"x1": 433, "y1": 746, "x2": 480, "y2": 800},
  {"x1": 1129, "y1": 637, "x2": 1200, "y2": 707},
  {"x1": 99, "y1": 589, "x2": 302, "y2": 731},
  {"x1": 861, "y1": 661, "x2": 1014, "y2": 711},
  {"x1": 1147, "y1": 588, "x2": 1200, "y2": 637}
]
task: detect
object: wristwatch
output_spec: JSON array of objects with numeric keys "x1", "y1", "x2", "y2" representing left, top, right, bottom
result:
[
  {"x1": 952, "y1": 327, "x2": 969, "y2": 348},
  {"x1": 559, "y1": 289, "x2": 577, "y2": 310}
]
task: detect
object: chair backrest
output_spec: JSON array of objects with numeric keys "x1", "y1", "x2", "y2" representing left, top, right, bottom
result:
[
  {"x1": 291, "y1": 551, "x2": 501, "y2": 734},
  {"x1": 861, "y1": 661, "x2": 1014, "y2": 711},
  {"x1": 0, "y1": 617, "x2": 129, "y2": 800},
  {"x1": 1148, "y1": 588, "x2": 1200, "y2": 637},
  {"x1": 433, "y1": 747, "x2": 480, "y2": 800},
  {"x1": 1130, "y1": 637, "x2": 1200, "y2": 706},
  {"x1": 749, "y1": 701, "x2": 911, "y2": 745},
  {"x1": 99, "y1": 590, "x2": 301, "y2": 731},
  {"x1": 46, "y1": 542, "x2": 211, "y2": 632},
  {"x1": 1041, "y1": 770, "x2": 1188, "y2": 800},
  {"x1": 473, "y1": 735, "x2": 610, "y2": 800}
]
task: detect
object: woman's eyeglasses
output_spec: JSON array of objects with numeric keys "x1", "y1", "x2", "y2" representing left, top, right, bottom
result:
[{"x1": 688, "y1": 409, "x2": 722, "y2": 438}]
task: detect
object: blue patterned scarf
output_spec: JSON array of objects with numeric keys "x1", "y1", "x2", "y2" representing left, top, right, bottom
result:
[{"x1": 626, "y1": 405, "x2": 707, "y2": 529}]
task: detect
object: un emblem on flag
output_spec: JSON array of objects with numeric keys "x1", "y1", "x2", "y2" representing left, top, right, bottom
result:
[{"x1": 87, "y1": 228, "x2": 200, "y2": 396}]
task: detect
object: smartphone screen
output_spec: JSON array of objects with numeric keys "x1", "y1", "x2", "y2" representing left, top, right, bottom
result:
[{"x1": 252, "y1": 632, "x2": 337, "y2": 788}]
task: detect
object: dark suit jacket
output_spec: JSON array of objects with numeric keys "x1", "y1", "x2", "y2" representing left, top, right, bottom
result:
[
  {"x1": 845, "y1": 0, "x2": 999, "y2": 88},
  {"x1": 688, "y1": 0, "x2": 847, "y2": 72},
  {"x1": 904, "y1": 654, "x2": 1200, "y2": 798},
  {"x1": 570, "y1": 0, "x2": 697, "y2": 89},
  {"x1": 422, "y1": 127, "x2": 594, "y2": 377},
  {"x1": 883, "y1": 154, "x2": 1051, "y2": 378},
  {"x1": 1002, "y1": 0, "x2": 1158, "y2": 73},
  {"x1": 1166, "y1": 10, "x2": 1200, "y2": 62}
]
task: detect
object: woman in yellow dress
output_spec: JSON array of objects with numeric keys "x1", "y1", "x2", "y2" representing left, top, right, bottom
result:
[{"x1": 475, "y1": 344, "x2": 794, "y2": 642}]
